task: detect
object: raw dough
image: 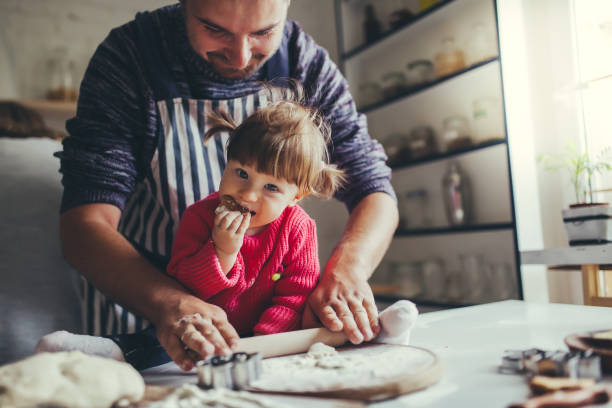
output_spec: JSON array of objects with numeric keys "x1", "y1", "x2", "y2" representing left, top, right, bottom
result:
[
  {"x1": 148, "y1": 384, "x2": 286, "y2": 408},
  {"x1": 375, "y1": 299, "x2": 419, "y2": 345},
  {"x1": 35, "y1": 330, "x2": 125, "y2": 361},
  {"x1": 0, "y1": 351, "x2": 145, "y2": 408}
]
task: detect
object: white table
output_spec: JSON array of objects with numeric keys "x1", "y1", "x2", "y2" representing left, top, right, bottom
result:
[{"x1": 142, "y1": 301, "x2": 612, "y2": 407}]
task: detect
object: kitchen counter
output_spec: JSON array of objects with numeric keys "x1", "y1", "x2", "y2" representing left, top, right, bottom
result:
[{"x1": 141, "y1": 300, "x2": 612, "y2": 407}]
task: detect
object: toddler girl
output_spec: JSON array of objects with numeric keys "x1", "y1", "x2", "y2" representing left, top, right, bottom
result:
[{"x1": 166, "y1": 95, "x2": 344, "y2": 337}]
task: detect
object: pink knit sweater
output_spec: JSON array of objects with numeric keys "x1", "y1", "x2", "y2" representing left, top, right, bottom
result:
[{"x1": 167, "y1": 192, "x2": 320, "y2": 336}]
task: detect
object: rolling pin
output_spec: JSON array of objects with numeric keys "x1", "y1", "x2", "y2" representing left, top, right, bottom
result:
[{"x1": 234, "y1": 327, "x2": 349, "y2": 358}]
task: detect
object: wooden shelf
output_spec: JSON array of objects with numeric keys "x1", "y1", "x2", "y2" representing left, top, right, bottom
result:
[
  {"x1": 395, "y1": 222, "x2": 515, "y2": 237},
  {"x1": 390, "y1": 139, "x2": 507, "y2": 170},
  {"x1": 15, "y1": 99, "x2": 77, "y2": 116},
  {"x1": 342, "y1": 0, "x2": 456, "y2": 60},
  {"x1": 357, "y1": 57, "x2": 499, "y2": 114}
]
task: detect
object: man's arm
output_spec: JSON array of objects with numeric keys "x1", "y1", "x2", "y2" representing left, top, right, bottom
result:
[
  {"x1": 289, "y1": 21, "x2": 398, "y2": 342},
  {"x1": 60, "y1": 203, "x2": 239, "y2": 370},
  {"x1": 303, "y1": 193, "x2": 398, "y2": 343}
]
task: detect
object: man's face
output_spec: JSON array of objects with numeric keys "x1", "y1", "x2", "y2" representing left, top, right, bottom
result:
[{"x1": 182, "y1": 0, "x2": 289, "y2": 79}]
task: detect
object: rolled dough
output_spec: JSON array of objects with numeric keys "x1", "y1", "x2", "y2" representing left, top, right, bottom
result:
[{"x1": 0, "y1": 351, "x2": 145, "y2": 408}]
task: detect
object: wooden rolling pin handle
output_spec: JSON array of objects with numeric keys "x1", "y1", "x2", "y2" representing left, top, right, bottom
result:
[{"x1": 234, "y1": 327, "x2": 349, "y2": 358}]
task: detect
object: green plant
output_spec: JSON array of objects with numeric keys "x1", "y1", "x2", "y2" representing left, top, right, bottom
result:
[{"x1": 538, "y1": 142, "x2": 612, "y2": 205}]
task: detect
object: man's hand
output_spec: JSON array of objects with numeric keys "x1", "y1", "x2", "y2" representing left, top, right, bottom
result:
[
  {"x1": 154, "y1": 295, "x2": 240, "y2": 371},
  {"x1": 303, "y1": 268, "x2": 380, "y2": 344},
  {"x1": 302, "y1": 193, "x2": 398, "y2": 344}
]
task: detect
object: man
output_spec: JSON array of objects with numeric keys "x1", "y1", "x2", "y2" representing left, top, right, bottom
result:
[{"x1": 56, "y1": 0, "x2": 397, "y2": 371}]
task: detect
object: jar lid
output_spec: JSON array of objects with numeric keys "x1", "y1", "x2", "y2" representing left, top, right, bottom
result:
[{"x1": 407, "y1": 59, "x2": 434, "y2": 69}]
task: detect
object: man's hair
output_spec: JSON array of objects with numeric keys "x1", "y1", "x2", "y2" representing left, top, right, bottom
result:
[{"x1": 204, "y1": 83, "x2": 344, "y2": 198}]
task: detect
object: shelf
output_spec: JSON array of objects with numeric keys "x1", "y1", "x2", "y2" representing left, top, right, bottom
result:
[
  {"x1": 16, "y1": 99, "x2": 77, "y2": 115},
  {"x1": 357, "y1": 56, "x2": 499, "y2": 114},
  {"x1": 521, "y1": 244, "x2": 612, "y2": 266},
  {"x1": 342, "y1": 0, "x2": 456, "y2": 60},
  {"x1": 390, "y1": 139, "x2": 507, "y2": 170},
  {"x1": 395, "y1": 222, "x2": 515, "y2": 237}
]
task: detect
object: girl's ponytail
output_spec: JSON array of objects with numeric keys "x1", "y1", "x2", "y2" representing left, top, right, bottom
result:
[
  {"x1": 313, "y1": 163, "x2": 346, "y2": 199},
  {"x1": 204, "y1": 110, "x2": 238, "y2": 142}
]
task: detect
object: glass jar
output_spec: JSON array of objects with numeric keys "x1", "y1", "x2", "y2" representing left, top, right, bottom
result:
[
  {"x1": 358, "y1": 82, "x2": 382, "y2": 108},
  {"x1": 388, "y1": 0, "x2": 414, "y2": 29},
  {"x1": 472, "y1": 96, "x2": 504, "y2": 143},
  {"x1": 390, "y1": 261, "x2": 423, "y2": 298},
  {"x1": 459, "y1": 254, "x2": 486, "y2": 303},
  {"x1": 487, "y1": 263, "x2": 518, "y2": 300},
  {"x1": 465, "y1": 23, "x2": 497, "y2": 65},
  {"x1": 434, "y1": 37, "x2": 466, "y2": 77},
  {"x1": 421, "y1": 258, "x2": 446, "y2": 300},
  {"x1": 399, "y1": 189, "x2": 431, "y2": 229},
  {"x1": 46, "y1": 47, "x2": 78, "y2": 101},
  {"x1": 380, "y1": 71, "x2": 409, "y2": 99},
  {"x1": 441, "y1": 115, "x2": 472, "y2": 151},
  {"x1": 405, "y1": 59, "x2": 435, "y2": 88},
  {"x1": 382, "y1": 133, "x2": 410, "y2": 166},
  {"x1": 407, "y1": 125, "x2": 437, "y2": 158}
]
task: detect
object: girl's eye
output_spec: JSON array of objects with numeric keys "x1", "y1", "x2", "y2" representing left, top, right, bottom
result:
[
  {"x1": 236, "y1": 169, "x2": 248, "y2": 179},
  {"x1": 265, "y1": 184, "x2": 279, "y2": 192}
]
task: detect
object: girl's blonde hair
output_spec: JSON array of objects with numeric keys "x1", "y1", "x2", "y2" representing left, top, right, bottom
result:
[{"x1": 204, "y1": 84, "x2": 345, "y2": 199}]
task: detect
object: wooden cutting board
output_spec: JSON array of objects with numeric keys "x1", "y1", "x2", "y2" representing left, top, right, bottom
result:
[
  {"x1": 248, "y1": 342, "x2": 442, "y2": 401},
  {"x1": 137, "y1": 343, "x2": 442, "y2": 404}
]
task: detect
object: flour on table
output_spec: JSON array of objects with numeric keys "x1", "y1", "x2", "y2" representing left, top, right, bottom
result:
[
  {"x1": 147, "y1": 384, "x2": 287, "y2": 408},
  {"x1": 0, "y1": 351, "x2": 144, "y2": 408}
]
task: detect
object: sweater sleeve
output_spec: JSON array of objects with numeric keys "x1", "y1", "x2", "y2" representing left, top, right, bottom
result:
[
  {"x1": 167, "y1": 204, "x2": 242, "y2": 300},
  {"x1": 289, "y1": 21, "x2": 396, "y2": 212},
  {"x1": 253, "y1": 214, "x2": 320, "y2": 335},
  {"x1": 55, "y1": 24, "x2": 157, "y2": 213}
]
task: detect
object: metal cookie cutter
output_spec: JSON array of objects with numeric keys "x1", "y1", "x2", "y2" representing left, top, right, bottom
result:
[
  {"x1": 500, "y1": 348, "x2": 543, "y2": 374},
  {"x1": 197, "y1": 352, "x2": 262, "y2": 390},
  {"x1": 500, "y1": 348, "x2": 601, "y2": 380}
]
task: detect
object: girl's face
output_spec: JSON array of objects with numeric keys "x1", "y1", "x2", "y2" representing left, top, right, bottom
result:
[{"x1": 218, "y1": 160, "x2": 302, "y2": 234}]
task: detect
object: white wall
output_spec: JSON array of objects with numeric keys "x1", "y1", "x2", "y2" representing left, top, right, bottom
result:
[
  {"x1": 0, "y1": 0, "x2": 175, "y2": 100},
  {"x1": 499, "y1": 0, "x2": 586, "y2": 304}
]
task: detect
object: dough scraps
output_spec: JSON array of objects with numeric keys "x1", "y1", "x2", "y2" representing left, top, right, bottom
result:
[{"x1": 0, "y1": 351, "x2": 145, "y2": 408}]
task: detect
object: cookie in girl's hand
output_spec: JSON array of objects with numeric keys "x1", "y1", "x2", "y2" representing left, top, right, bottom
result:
[{"x1": 217, "y1": 195, "x2": 256, "y2": 215}]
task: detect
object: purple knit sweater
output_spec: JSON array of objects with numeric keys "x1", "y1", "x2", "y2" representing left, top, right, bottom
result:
[{"x1": 56, "y1": 4, "x2": 394, "y2": 214}]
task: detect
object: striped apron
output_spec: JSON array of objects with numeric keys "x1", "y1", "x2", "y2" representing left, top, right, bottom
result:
[{"x1": 81, "y1": 11, "x2": 289, "y2": 336}]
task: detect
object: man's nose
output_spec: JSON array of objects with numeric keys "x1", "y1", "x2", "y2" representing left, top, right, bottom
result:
[{"x1": 228, "y1": 36, "x2": 252, "y2": 69}]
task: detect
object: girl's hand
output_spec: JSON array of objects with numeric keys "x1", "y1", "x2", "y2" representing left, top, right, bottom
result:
[{"x1": 212, "y1": 209, "x2": 250, "y2": 258}]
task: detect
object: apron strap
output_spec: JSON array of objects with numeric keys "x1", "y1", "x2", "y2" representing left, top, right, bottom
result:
[{"x1": 134, "y1": 11, "x2": 180, "y2": 100}]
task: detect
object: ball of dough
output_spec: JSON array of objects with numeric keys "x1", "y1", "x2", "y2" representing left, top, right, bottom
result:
[{"x1": 0, "y1": 351, "x2": 145, "y2": 408}]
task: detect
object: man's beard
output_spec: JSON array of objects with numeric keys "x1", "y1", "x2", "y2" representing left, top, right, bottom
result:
[{"x1": 207, "y1": 52, "x2": 269, "y2": 79}]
